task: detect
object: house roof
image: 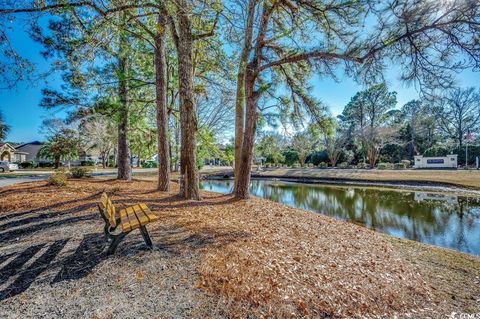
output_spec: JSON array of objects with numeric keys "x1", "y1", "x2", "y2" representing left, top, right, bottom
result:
[
  {"x1": 15, "y1": 141, "x2": 44, "y2": 149},
  {"x1": 0, "y1": 142, "x2": 18, "y2": 152}
]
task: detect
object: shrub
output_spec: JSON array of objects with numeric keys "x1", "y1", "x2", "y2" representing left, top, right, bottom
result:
[
  {"x1": 401, "y1": 160, "x2": 411, "y2": 168},
  {"x1": 307, "y1": 163, "x2": 314, "y2": 168},
  {"x1": 394, "y1": 163, "x2": 407, "y2": 170},
  {"x1": 142, "y1": 161, "x2": 158, "y2": 168},
  {"x1": 357, "y1": 162, "x2": 368, "y2": 169},
  {"x1": 20, "y1": 161, "x2": 35, "y2": 169},
  {"x1": 378, "y1": 163, "x2": 394, "y2": 170},
  {"x1": 282, "y1": 150, "x2": 299, "y2": 166},
  {"x1": 80, "y1": 160, "x2": 95, "y2": 166},
  {"x1": 70, "y1": 167, "x2": 91, "y2": 178},
  {"x1": 292, "y1": 163, "x2": 300, "y2": 168},
  {"x1": 338, "y1": 162, "x2": 349, "y2": 169},
  {"x1": 38, "y1": 162, "x2": 54, "y2": 168},
  {"x1": 318, "y1": 162, "x2": 328, "y2": 168},
  {"x1": 48, "y1": 171, "x2": 69, "y2": 186},
  {"x1": 423, "y1": 146, "x2": 450, "y2": 157},
  {"x1": 309, "y1": 151, "x2": 329, "y2": 166},
  {"x1": 265, "y1": 163, "x2": 271, "y2": 168}
]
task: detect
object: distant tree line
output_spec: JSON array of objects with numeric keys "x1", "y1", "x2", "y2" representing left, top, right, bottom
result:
[{"x1": 255, "y1": 84, "x2": 480, "y2": 168}]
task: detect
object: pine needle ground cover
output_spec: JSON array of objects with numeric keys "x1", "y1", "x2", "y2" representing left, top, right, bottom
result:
[{"x1": 0, "y1": 179, "x2": 478, "y2": 318}]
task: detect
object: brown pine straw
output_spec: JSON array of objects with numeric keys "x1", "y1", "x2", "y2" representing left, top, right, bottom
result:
[{"x1": 0, "y1": 178, "x2": 478, "y2": 318}]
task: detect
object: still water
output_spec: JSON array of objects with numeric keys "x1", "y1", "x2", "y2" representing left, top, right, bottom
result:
[{"x1": 200, "y1": 179, "x2": 480, "y2": 255}]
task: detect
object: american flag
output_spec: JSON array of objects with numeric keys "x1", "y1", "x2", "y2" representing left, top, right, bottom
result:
[{"x1": 466, "y1": 131, "x2": 473, "y2": 141}]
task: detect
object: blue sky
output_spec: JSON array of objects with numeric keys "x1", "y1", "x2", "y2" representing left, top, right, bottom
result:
[
  {"x1": 0, "y1": 17, "x2": 66, "y2": 143},
  {"x1": 1, "y1": 17, "x2": 478, "y2": 143}
]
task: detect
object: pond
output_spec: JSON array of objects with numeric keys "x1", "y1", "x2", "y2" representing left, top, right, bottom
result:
[{"x1": 200, "y1": 179, "x2": 480, "y2": 255}]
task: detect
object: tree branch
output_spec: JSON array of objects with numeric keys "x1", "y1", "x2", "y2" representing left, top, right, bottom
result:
[
  {"x1": 193, "y1": 10, "x2": 221, "y2": 41},
  {"x1": 258, "y1": 51, "x2": 362, "y2": 73}
]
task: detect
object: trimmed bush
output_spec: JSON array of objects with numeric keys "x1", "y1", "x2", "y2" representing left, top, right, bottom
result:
[
  {"x1": 307, "y1": 163, "x2": 314, "y2": 168},
  {"x1": 338, "y1": 162, "x2": 348, "y2": 169},
  {"x1": 318, "y1": 162, "x2": 328, "y2": 168},
  {"x1": 48, "y1": 171, "x2": 69, "y2": 186},
  {"x1": 377, "y1": 163, "x2": 394, "y2": 170},
  {"x1": 357, "y1": 162, "x2": 368, "y2": 169},
  {"x1": 292, "y1": 163, "x2": 300, "y2": 168},
  {"x1": 20, "y1": 161, "x2": 35, "y2": 169},
  {"x1": 38, "y1": 162, "x2": 54, "y2": 168},
  {"x1": 70, "y1": 167, "x2": 92, "y2": 178},
  {"x1": 142, "y1": 161, "x2": 158, "y2": 168},
  {"x1": 394, "y1": 163, "x2": 407, "y2": 170},
  {"x1": 401, "y1": 160, "x2": 411, "y2": 168},
  {"x1": 80, "y1": 160, "x2": 95, "y2": 166}
]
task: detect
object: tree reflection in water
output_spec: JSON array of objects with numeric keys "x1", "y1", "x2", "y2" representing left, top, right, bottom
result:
[{"x1": 200, "y1": 179, "x2": 480, "y2": 255}]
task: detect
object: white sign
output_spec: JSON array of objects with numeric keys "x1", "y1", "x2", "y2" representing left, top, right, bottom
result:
[{"x1": 414, "y1": 155, "x2": 457, "y2": 169}]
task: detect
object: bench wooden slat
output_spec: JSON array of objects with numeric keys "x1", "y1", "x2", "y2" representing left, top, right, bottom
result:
[
  {"x1": 101, "y1": 192, "x2": 117, "y2": 227},
  {"x1": 126, "y1": 206, "x2": 140, "y2": 230},
  {"x1": 139, "y1": 203, "x2": 158, "y2": 222},
  {"x1": 133, "y1": 205, "x2": 150, "y2": 226},
  {"x1": 119, "y1": 209, "x2": 131, "y2": 232}
]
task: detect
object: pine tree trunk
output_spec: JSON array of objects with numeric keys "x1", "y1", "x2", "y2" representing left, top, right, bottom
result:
[
  {"x1": 234, "y1": 68, "x2": 246, "y2": 189},
  {"x1": 177, "y1": 1, "x2": 200, "y2": 200},
  {"x1": 155, "y1": 11, "x2": 170, "y2": 191},
  {"x1": 117, "y1": 13, "x2": 132, "y2": 181},
  {"x1": 175, "y1": 116, "x2": 180, "y2": 172},
  {"x1": 235, "y1": 69, "x2": 258, "y2": 199},
  {"x1": 234, "y1": 0, "x2": 256, "y2": 191}
]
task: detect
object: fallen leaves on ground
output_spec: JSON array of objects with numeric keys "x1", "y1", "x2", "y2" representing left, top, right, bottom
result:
[{"x1": 0, "y1": 178, "x2": 478, "y2": 318}]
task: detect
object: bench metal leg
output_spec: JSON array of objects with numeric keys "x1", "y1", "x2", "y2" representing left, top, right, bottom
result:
[
  {"x1": 106, "y1": 233, "x2": 127, "y2": 255},
  {"x1": 103, "y1": 224, "x2": 112, "y2": 242},
  {"x1": 139, "y1": 226, "x2": 153, "y2": 248}
]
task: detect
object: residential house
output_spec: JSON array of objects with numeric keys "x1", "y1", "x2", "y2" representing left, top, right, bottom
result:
[
  {"x1": 0, "y1": 142, "x2": 28, "y2": 162},
  {"x1": 14, "y1": 141, "x2": 48, "y2": 163}
]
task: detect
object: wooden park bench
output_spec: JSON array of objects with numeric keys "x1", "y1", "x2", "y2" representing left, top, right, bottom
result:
[{"x1": 98, "y1": 192, "x2": 158, "y2": 255}]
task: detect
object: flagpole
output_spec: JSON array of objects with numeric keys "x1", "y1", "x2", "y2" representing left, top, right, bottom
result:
[{"x1": 466, "y1": 142, "x2": 468, "y2": 167}]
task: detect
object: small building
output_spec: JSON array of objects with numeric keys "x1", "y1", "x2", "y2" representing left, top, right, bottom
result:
[
  {"x1": 414, "y1": 154, "x2": 457, "y2": 169},
  {"x1": 0, "y1": 142, "x2": 28, "y2": 162}
]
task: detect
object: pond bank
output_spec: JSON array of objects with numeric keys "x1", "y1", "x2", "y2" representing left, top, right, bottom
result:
[
  {"x1": 204, "y1": 167, "x2": 480, "y2": 196},
  {"x1": 0, "y1": 179, "x2": 478, "y2": 317}
]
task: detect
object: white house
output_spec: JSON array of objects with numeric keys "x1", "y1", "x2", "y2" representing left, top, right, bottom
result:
[{"x1": 413, "y1": 154, "x2": 457, "y2": 169}]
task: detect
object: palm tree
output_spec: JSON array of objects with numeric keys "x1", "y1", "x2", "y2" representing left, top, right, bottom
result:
[{"x1": 38, "y1": 129, "x2": 80, "y2": 168}]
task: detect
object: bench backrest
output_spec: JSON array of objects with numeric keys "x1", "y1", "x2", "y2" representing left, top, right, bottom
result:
[{"x1": 100, "y1": 192, "x2": 117, "y2": 227}]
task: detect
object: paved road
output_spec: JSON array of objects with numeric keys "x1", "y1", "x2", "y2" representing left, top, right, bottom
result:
[{"x1": 0, "y1": 175, "x2": 48, "y2": 187}]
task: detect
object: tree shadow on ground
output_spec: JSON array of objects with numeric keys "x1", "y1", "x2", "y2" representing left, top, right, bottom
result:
[
  {"x1": 119, "y1": 194, "x2": 242, "y2": 212},
  {"x1": 0, "y1": 192, "x2": 102, "y2": 223},
  {"x1": 0, "y1": 182, "x2": 49, "y2": 197},
  {"x1": 0, "y1": 213, "x2": 250, "y2": 301},
  {"x1": 52, "y1": 233, "x2": 106, "y2": 283},
  {"x1": 0, "y1": 239, "x2": 69, "y2": 301},
  {"x1": 0, "y1": 233, "x2": 106, "y2": 301},
  {"x1": 0, "y1": 211, "x2": 97, "y2": 244}
]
